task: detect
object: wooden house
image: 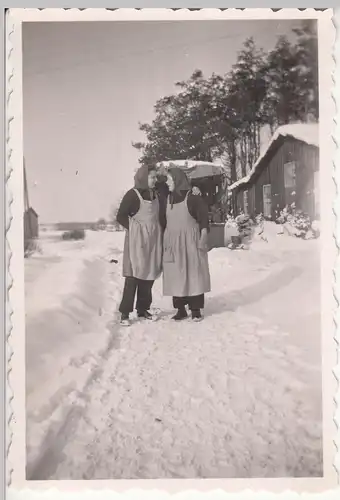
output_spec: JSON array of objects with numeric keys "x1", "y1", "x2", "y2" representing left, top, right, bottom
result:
[
  {"x1": 24, "y1": 207, "x2": 39, "y2": 240},
  {"x1": 228, "y1": 123, "x2": 320, "y2": 220}
]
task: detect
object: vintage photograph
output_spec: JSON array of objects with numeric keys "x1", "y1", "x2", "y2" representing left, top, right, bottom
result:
[{"x1": 9, "y1": 9, "x2": 333, "y2": 486}]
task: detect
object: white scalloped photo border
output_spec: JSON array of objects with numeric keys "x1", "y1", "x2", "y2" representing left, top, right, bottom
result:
[{"x1": 5, "y1": 7, "x2": 338, "y2": 498}]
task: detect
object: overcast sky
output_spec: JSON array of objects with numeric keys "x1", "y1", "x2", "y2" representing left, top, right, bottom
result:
[{"x1": 23, "y1": 19, "x2": 306, "y2": 223}]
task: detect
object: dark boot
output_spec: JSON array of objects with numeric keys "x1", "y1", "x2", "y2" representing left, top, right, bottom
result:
[
  {"x1": 120, "y1": 313, "x2": 131, "y2": 327},
  {"x1": 172, "y1": 308, "x2": 188, "y2": 321},
  {"x1": 137, "y1": 310, "x2": 156, "y2": 321},
  {"x1": 191, "y1": 309, "x2": 203, "y2": 322}
]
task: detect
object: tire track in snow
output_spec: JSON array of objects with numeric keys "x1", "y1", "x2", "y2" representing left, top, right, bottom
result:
[
  {"x1": 26, "y1": 326, "x2": 123, "y2": 480},
  {"x1": 26, "y1": 243, "x2": 125, "y2": 480},
  {"x1": 47, "y1": 242, "x2": 322, "y2": 480}
]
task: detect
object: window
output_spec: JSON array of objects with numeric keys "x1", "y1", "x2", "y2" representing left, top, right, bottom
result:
[
  {"x1": 243, "y1": 190, "x2": 249, "y2": 214},
  {"x1": 263, "y1": 184, "x2": 272, "y2": 218},
  {"x1": 284, "y1": 162, "x2": 296, "y2": 189}
]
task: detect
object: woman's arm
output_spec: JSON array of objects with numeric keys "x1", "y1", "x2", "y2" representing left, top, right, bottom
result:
[
  {"x1": 116, "y1": 189, "x2": 140, "y2": 230},
  {"x1": 187, "y1": 194, "x2": 210, "y2": 251},
  {"x1": 198, "y1": 228, "x2": 209, "y2": 252},
  {"x1": 187, "y1": 194, "x2": 209, "y2": 232}
]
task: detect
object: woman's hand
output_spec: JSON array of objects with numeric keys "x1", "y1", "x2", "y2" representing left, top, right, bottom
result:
[
  {"x1": 192, "y1": 186, "x2": 201, "y2": 196},
  {"x1": 198, "y1": 228, "x2": 209, "y2": 252}
]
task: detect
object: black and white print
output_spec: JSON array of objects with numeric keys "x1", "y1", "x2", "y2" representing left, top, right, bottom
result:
[{"x1": 6, "y1": 8, "x2": 336, "y2": 490}]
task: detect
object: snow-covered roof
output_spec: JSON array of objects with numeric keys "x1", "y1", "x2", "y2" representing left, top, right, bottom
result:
[
  {"x1": 228, "y1": 123, "x2": 319, "y2": 192},
  {"x1": 157, "y1": 160, "x2": 224, "y2": 179}
]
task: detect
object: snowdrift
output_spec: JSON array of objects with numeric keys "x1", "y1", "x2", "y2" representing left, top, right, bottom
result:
[{"x1": 25, "y1": 230, "x2": 124, "y2": 478}]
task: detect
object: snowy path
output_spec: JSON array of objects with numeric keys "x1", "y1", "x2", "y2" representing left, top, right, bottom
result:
[
  {"x1": 26, "y1": 229, "x2": 322, "y2": 480},
  {"x1": 25, "y1": 232, "x2": 123, "y2": 478}
]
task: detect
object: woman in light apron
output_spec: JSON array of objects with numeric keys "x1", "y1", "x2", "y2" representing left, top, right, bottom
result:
[
  {"x1": 116, "y1": 165, "x2": 163, "y2": 326},
  {"x1": 163, "y1": 167, "x2": 211, "y2": 322}
]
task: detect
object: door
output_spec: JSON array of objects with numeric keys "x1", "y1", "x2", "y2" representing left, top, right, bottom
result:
[
  {"x1": 243, "y1": 190, "x2": 249, "y2": 215},
  {"x1": 263, "y1": 184, "x2": 272, "y2": 218}
]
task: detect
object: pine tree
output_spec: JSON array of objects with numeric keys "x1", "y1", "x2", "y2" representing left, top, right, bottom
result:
[
  {"x1": 226, "y1": 38, "x2": 268, "y2": 176},
  {"x1": 293, "y1": 21, "x2": 319, "y2": 120},
  {"x1": 133, "y1": 24, "x2": 318, "y2": 182},
  {"x1": 263, "y1": 24, "x2": 318, "y2": 127}
]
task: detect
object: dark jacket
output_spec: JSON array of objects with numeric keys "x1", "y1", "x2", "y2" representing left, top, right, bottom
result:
[
  {"x1": 117, "y1": 166, "x2": 209, "y2": 233},
  {"x1": 116, "y1": 165, "x2": 166, "y2": 230}
]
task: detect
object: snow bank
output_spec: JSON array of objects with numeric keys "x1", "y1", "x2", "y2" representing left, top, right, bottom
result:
[
  {"x1": 214, "y1": 221, "x2": 318, "y2": 258},
  {"x1": 25, "y1": 230, "x2": 125, "y2": 476}
]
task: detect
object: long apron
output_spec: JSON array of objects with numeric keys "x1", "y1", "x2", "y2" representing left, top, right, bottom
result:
[
  {"x1": 122, "y1": 189, "x2": 162, "y2": 281},
  {"x1": 163, "y1": 194, "x2": 211, "y2": 297}
]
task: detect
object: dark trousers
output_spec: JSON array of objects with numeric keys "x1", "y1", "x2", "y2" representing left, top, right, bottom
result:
[
  {"x1": 119, "y1": 277, "x2": 154, "y2": 315},
  {"x1": 173, "y1": 294, "x2": 204, "y2": 311}
]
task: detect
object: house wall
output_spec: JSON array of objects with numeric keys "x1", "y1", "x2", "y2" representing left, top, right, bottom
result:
[
  {"x1": 267, "y1": 138, "x2": 319, "y2": 219},
  {"x1": 24, "y1": 210, "x2": 39, "y2": 240},
  {"x1": 235, "y1": 190, "x2": 244, "y2": 215},
  {"x1": 248, "y1": 185, "x2": 256, "y2": 216},
  {"x1": 232, "y1": 138, "x2": 319, "y2": 220}
]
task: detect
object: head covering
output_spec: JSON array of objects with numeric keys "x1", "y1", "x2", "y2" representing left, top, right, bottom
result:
[
  {"x1": 168, "y1": 167, "x2": 191, "y2": 193},
  {"x1": 168, "y1": 167, "x2": 191, "y2": 208},
  {"x1": 134, "y1": 165, "x2": 152, "y2": 190}
]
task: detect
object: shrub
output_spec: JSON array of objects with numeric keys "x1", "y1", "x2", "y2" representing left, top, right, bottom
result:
[
  {"x1": 235, "y1": 213, "x2": 253, "y2": 237},
  {"x1": 276, "y1": 203, "x2": 313, "y2": 239},
  {"x1": 225, "y1": 213, "x2": 254, "y2": 249},
  {"x1": 62, "y1": 229, "x2": 86, "y2": 241},
  {"x1": 255, "y1": 213, "x2": 265, "y2": 226}
]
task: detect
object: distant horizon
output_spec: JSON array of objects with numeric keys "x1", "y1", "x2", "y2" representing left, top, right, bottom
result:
[{"x1": 40, "y1": 220, "x2": 108, "y2": 226}]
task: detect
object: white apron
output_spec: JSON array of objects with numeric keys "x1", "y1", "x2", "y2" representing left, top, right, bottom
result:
[
  {"x1": 163, "y1": 194, "x2": 211, "y2": 297},
  {"x1": 122, "y1": 189, "x2": 162, "y2": 281}
]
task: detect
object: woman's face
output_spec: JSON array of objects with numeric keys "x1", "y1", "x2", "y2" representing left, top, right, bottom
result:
[
  {"x1": 166, "y1": 174, "x2": 175, "y2": 192},
  {"x1": 148, "y1": 170, "x2": 157, "y2": 189}
]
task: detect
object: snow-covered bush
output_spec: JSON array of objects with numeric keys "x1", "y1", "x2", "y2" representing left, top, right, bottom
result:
[
  {"x1": 225, "y1": 214, "x2": 237, "y2": 226},
  {"x1": 255, "y1": 213, "x2": 265, "y2": 226},
  {"x1": 276, "y1": 204, "x2": 292, "y2": 225},
  {"x1": 225, "y1": 213, "x2": 254, "y2": 249},
  {"x1": 235, "y1": 214, "x2": 253, "y2": 237},
  {"x1": 224, "y1": 213, "x2": 253, "y2": 232},
  {"x1": 62, "y1": 229, "x2": 86, "y2": 241},
  {"x1": 276, "y1": 203, "x2": 316, "y2": 239}
]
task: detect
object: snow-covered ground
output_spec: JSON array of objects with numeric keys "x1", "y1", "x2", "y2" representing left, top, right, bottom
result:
[{"x1": 25, "y1": 225, "x2": 322, "y2": 480}]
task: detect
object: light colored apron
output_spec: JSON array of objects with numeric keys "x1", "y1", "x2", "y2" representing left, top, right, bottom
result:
[
  {"x1": 163, "y1": 193, "x2": 211, "y2": 297},
  {"x1": 122, "y1": 189, "x2": 162, "y2": 281}
]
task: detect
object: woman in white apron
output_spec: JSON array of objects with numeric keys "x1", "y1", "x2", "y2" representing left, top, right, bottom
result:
[
  {"x1": 116, "y1": 165, "x2": 163, "y2": 326},
  {"x1": 163, "y1": 167, "x2": 211, "y2": 322}
]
